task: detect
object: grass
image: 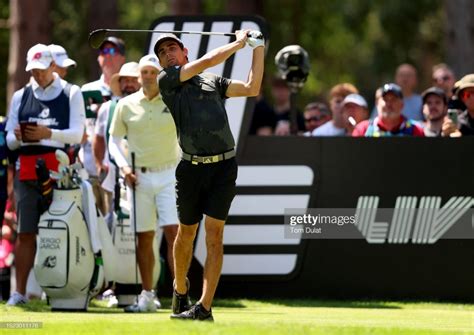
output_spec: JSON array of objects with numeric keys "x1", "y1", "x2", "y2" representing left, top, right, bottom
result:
[{"x1": 1, "y1": 298, "x2": 473, "y2": 334}]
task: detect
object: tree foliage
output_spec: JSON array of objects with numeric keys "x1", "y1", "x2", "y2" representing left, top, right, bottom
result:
[
  {"x1": 0, "y1": 0, "x2": 459, "y2": 114},
  {"x1": 0, "y1": 0, "x2": 9, "y2": 114},
  {"x1": 262, "y1": 0, "x2": 444, "y2": 107}
]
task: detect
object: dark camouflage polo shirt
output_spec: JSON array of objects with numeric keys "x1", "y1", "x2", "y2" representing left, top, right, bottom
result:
[{"x1": 159, "y1": 66, "x2": 235, "y2": 155}]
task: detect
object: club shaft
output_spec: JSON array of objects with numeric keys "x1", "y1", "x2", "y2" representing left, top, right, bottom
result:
[
  {"x1": 103, "y1": 28, "x2": 236, "y2": 37},
  {"x1": 131, "y1": 152, "x2": 139, "y2": 297}
]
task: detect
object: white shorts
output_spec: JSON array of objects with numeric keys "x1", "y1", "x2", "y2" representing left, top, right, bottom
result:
[{"x1": 127, "y1": 167, "x2": 178, "y2": 233}]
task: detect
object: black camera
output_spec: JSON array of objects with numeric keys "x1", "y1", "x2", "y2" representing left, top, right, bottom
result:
[
  {"x1": 447, "y1": 98, "x2": 465, "y2": 111},
  {"x1": 275, "y1": 45, "x2": 310, "y2": 88}
]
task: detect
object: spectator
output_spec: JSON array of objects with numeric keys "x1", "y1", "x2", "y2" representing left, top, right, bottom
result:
[
  {"x1": 82, "y1": 37, "x2": 126, "y2": 98},
  {"x1": 0, "y1": 201, "x2": 16, "y2": 301},
  {"x1": 271, "y1": 77, "x2": 305, "y2": 136},
  {"x1": 0, "y1": 116, "x2": 14, "y2": 301},
  {"x1": 93, "y1": 61, "x2": 140, "y2": 231},
  {"x1": 341, "y1": 94, "x2": 369, "y2": 135},
  {"x1": 48, "y1": 44, "x2": 77, "y2": 79},
  {"x1": 249, "y1": 90, "x2": 276, "y2": 136},
  {"x1": 432, "y1": 63, "x2": 456, "y2": 99},
  {"x1": 369, "y1": 87, "x2": 384, "y2": 119},
  {"x1": 395, "y1": 63, "x2": 423, "y2": 121},
  {"x1": 82, "y1": 37, "x2": 126, "y2": 217},
  {"x1": 352, "y1": 83, "x2": 424, "y2": 137},
  {"x1": 109, "y1": 55, "x2": 180, "y2": 313},
  {"x1": 421, "y1": 87, "x2": 448, "y2": 137},
  {"x1": 312, "y1": 83, "x2": 358, "y2": 136},
  {"x1": 302, "y1": 102, "x2": 330, "y2": 135},
  {"x1": 442, "y1": 74, "x2": 474, "y2": 136},
  {"x1": 5, "y1": 44, "x2": 85, "y2": 305}
]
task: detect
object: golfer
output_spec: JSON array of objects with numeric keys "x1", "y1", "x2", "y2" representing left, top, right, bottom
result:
[
  {"x1": 154, "y1": 29, "x2": 264, "y2": 321},
  {"x1": 109, "y1": 54, "x2": 180, "y2": 313}
]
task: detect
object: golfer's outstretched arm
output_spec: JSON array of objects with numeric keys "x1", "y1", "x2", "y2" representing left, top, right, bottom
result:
[
  {"x1": 226, "y1": 45, "x2": 264, "y2": 97},
  {"x1": 179, "y1": 30, "x2": 249, "y2": 82}
]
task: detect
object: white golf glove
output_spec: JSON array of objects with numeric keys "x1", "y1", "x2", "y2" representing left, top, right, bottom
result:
[{"x1": 246, "y1": 30, "x2": 265, "y2": 49}]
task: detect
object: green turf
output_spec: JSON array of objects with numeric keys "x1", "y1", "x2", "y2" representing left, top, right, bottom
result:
[{"x1": 1, "y1": 298, "x2": 473, "y2": 334}]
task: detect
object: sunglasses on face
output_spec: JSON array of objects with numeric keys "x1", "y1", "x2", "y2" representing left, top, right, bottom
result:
[
  {"x1": 100, "y1": 47, "x2": 117, "y2": 56},
  {"x1": 433, "y1": 75, "x2": 451, "y2": 82},
  {"x1": 305, "y1": 116, "x2": 324, "y2": 122},
  {"x1": 462, "y1": 91, "x2": 473, "y2": 100}
]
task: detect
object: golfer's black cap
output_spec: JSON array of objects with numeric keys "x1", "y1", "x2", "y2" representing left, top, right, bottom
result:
[
  {"x1": 100, "y1": 36, "x2": 125, "y2": 55},
  {"x1": 154, "y1": 33, "x2": 184, "y2": 56},
  {"x1": 422, "y1": 86, "x2": 447, "y2": 104},
  {"x1": 381, "y1": 83, "x2": 403, "y2": 99}
]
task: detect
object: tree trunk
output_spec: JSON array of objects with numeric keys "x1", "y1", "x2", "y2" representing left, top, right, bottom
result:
[
  {"x1": 7, "y1": 0, "x2": 51, "y2": 108},
  {"x1": 444, "y1": 0, "x2": 474, "y2": 77},
  {"x1": 87, "y1": 0, "x2": 118, "y2": 81},
  {"x1": 170, "y1": 0, "x2": 202, "y2": 15},
  {"x1": 226, "y1": 0, "x2": 263, "y2": 15}
]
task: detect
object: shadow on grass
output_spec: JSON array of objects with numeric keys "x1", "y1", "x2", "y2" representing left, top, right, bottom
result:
[
  {"x1": 2, "y1": 297, "x2": 402, "y2": 313},
  {"x1": 215, "y1": 298, "x2": 402, "y2": 309},
  {"x1": 264, "y1": 299, "x2": 402, "y2": 309},
  {"x1": 209, "y1": 299, "x2": 246, "y2": 308}
]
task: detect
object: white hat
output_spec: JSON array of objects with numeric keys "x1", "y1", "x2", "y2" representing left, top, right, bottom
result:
[
  {"x1": 48, "y1": 44, "x2": 77, "y2": 68},
  {"x1": 138, "y1": 54, "x2": 161, "y2": 70},
  {"x1": 25, "y1": 44, "x2": 53, "y2": 71},
  {"x1": 342, "y1": 94, "x2": 368, "y2": 108},
  {"x1": 110, "y1": 62, "x2": 139, "y2": 96}
]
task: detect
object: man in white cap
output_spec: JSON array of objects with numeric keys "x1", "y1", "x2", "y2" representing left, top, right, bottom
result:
[
  {"x1": 5, "y1": 43, "x2": 85, "y2": 305},
  {"x1": 341, "y1": 93, "x2": 369, "y2": 135},
  {"x1": 93, "y1": 62, "x2": 140, "y2": 231},
  {"x1": 109, "y1": 54, "x2": 180, "y2": 313},
  {"x1": 48, "y1": 44, "x2": 77, "y2": 79}
]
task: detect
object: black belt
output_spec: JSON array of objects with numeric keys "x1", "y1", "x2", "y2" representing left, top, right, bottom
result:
[{"x1": 182, "y1": 149, "x2": 235, "y2": 165}]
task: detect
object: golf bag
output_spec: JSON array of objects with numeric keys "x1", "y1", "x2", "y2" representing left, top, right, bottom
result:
[
  {"x1": 33, "y1": 150, "x2": 117, "y2": 311},
  {"x1": 111, "y1": 190, "x2": 162, "y2": 307}
]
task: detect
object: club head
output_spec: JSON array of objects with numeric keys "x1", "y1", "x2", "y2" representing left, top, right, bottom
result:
[
  {"x1": 89, "y1": 29, "x2": 108, "y2": 49},
  {"x1": 55, "y1": 150, "x2": 70, "y2": 167}
]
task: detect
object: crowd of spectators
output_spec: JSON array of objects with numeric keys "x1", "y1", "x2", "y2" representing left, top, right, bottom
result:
[{"x1": 250, "y1": 63, "x2": 474, "y2": 137}]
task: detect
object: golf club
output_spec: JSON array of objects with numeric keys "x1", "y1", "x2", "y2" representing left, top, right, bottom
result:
[
  {"x1": 89, "y1": 28, "x2": 238, "y2": 49},
  {"x1": 130, "y1": 152, "x2": 139, "y2": 302}
]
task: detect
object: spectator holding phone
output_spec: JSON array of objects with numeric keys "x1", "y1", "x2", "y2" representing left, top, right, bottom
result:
[
  {"x1": 5, "y1": 44, "x2": 85, "y2": 305},
  {"x1": 442, "y1": 74, "x2": 474, "y2": 137}
]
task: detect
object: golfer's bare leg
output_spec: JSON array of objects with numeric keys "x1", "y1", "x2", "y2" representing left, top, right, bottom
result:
[
  {"x1": 14, "y1": 233, "x2": 36, "y2": 295},
  {"x1": 199, "y1": 216, "x2": 225, "y2": 310},
  {"x1": 174, "y1": 223, "x2": 198, "y2": 294},
  {"x1": 137, "y1": 231, "x2": 155, "y2": 291},
  {"x1": 163, "y1": 224, "x2": 178, "y2": 278}
]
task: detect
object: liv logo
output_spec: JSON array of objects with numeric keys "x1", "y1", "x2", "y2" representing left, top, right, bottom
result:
[{"x1": 355, "y1": 196, "x2": 474, "y2": 244}]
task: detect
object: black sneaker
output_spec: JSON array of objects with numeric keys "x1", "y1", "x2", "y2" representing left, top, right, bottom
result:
[
  {"x1": 172, "y1": 278, "x2": 191, "y2": 314},
  {"x1": 170, "y1": 302, "x2": 214, "y2": 321}
]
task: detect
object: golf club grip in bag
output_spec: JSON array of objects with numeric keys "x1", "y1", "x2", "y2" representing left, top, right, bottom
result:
[{"x1": 36, "y1": 158, "x2": 54, "y2": 213}]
